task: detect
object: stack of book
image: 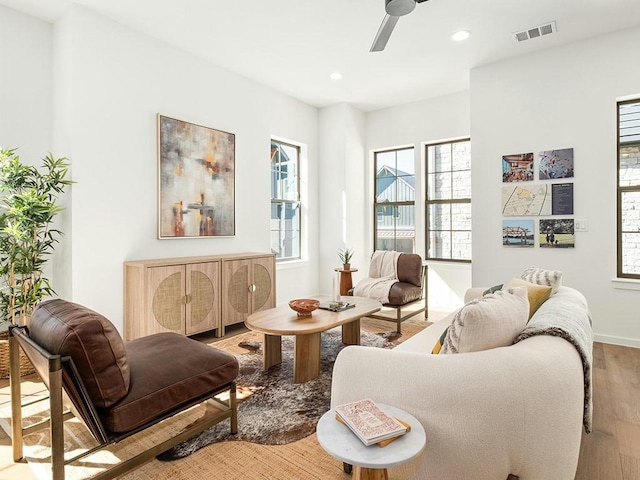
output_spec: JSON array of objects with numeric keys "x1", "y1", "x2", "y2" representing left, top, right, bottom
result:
[{"x1": 334, "y1": 398, "x2": 409, "y2": 447}]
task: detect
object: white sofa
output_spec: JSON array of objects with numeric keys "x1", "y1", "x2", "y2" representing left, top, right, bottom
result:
[{"x1": 331, "y1": 286, "x2": 592, "y2": 480}]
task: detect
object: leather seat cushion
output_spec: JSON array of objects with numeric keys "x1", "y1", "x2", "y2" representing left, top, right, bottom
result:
[
  {"x1": 30, "y1": 299, "x2": 131, "y2": 408},
  {"x1": 100, "y1": 333, "x2": 239, "y2": 433},
  {"x1": 387, "y1": 282, "x2": 423, "y2": 306}
]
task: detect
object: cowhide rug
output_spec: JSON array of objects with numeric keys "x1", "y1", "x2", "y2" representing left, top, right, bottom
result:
[{"x1": 157, "y1": 327, "x2": 392, "y2": 460}]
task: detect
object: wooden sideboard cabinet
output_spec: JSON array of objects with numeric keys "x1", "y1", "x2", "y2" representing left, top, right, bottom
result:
[{"x1": 124, "y1": 253, "x2": 275, "y2": 340}]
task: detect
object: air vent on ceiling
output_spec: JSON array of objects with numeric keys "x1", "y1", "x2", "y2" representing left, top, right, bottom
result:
[{"x1": 514, "y1": 21, "x2": 556, "y2": 42}]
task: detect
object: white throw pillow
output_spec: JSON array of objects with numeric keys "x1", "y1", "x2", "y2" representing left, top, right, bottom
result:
[
  {"x1": 521, "y1": 266, "x2": 562, "y2": 294},
  {"x1": 440, "y1": 287, "x2": 529, "y2": 354}
]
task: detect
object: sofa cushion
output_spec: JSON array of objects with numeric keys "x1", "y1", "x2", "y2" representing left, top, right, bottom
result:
[
  {"x1": 100, "y1": 333, "x2": 239, "y2": 433},
  {"x1": 521, "y1": 266, "x2": 562, "y2": 294},
  {"x1": 396, "y1": 253, "x2": 422, "y2": 286},
  {"x1": 505, "y1": 277, "x2": 552, "y2": 319},
  {"x1": 387, "y1": 282, "x2": 422, "y2": 306},
  {"x1": 29, "y1": 299, "x2": 130, "y2": 408},
  {"x1": 440, "y1": 287, "x2": 529, "y2": 354}
]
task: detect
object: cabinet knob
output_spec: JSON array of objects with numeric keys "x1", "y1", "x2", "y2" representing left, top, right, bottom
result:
[
  {"x1": 248, "y1": 284, "x2": 257, "y2": 293},
  {"x1": 183, "y1": 294, "x2": 192, "y2": 304}
]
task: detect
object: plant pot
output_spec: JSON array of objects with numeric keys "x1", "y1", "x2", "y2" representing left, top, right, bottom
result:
[{"x1": 343, "y1": 263, "x2": 351, "y2": 271}]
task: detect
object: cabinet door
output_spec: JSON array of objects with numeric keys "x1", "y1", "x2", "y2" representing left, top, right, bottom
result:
[
  {"x1": 185, "y1": 262, "x2": 220, "y2": 335},
  {"x1": 250, "y1": 255, "x2": 275, "y2": 314},
  {"x1": 222, "y1": 256, "x2": 276, "y2": 327},
  {"x1": 146, "y1": 265, "x2": 186, "y2": 335},
  {"x1": 222, "y1": 258, "x2": 252, "y2": 327}
]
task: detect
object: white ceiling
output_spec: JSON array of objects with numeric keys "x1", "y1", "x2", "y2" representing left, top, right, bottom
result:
[{"x1": 3, "y1": 0, "x2": 640, "y2": 111}]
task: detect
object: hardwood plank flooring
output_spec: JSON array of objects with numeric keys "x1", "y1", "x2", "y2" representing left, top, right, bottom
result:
[
  {"x1": 575, "y1": 343, "x2": 640, "y2": 480},
  {"x1": 1, "y1": 340, "x2": 638, "y2": 479}
]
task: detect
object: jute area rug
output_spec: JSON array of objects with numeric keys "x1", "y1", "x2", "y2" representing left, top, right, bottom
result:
[{"x1": 0, "y1": 315, "x2": 435, "y2": 480}]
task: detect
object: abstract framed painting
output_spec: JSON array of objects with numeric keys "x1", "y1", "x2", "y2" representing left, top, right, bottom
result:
[{"x1": 157, "y1": 114, "x2": 235, "y2": 238}]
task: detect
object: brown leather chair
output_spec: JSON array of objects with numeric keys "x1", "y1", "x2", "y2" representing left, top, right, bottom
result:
[
  {"x1": 349, "y1": 252, "x2": 428, "y2": 332},
  {"x1": 9, "y1": 299, "x2": 238, "y2": 480}
]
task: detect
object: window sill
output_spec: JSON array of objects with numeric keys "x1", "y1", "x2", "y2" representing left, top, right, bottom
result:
[
  {"x1": 276, "y1": 259, "x2": 309, "y2": 270},
  {"x1": 612, "y1": 277, "x2": 640, "y2": 291}
]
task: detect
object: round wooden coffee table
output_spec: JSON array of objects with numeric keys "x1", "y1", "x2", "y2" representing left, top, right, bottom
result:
[{"x1": 316, "y1": 403, "x2": 426, "y2": 480}]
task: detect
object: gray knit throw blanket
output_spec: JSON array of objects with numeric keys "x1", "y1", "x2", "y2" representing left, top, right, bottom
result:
[{"x1": 513, "y1": 287, "x2": 593, "y2": 433}]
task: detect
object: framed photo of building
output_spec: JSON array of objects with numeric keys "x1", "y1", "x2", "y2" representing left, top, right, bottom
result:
[
  {"x1": 503, "y1": 219, "x2": 534, "y2": 247},
  {"x1": 157, "y1": 115, "x2": 235, "y2": 238}
]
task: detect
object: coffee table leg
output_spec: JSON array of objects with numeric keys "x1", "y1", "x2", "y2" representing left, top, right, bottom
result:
[
  {"x1": 341, "y1": 318, "x2": 361, "y2": 345},
  {"x1": 293, "y1": 332, "x2": 321, "y2": 383},
  {"x1": 353, "y1": 465, "x2": 389, "y2": 480},
  {"x1": 263, "y1": 334, "x2": 282, "y2": 370}
]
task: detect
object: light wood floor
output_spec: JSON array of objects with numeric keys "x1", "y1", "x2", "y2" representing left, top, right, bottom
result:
[
  {"x1": 1, "y1": 339, "x2": 639, "y2": 479},
  {"x1": 575, "y1": 342, "x2": 640, "y2": 480}
]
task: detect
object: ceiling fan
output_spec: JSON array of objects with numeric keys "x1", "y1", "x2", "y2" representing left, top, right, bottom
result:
[{"x1": 370, "y1": 0, "x2": 431, "y2": 52}]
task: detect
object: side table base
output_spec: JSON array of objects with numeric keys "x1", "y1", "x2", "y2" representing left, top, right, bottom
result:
[{"x1": 354, "y1": 465, "x2": 388, "y2": 480}]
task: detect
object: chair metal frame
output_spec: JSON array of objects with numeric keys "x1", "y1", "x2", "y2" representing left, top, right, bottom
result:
[
  {"x1": 366, "y1": 263, "x2": 428, "y2": 332},
  {"x1": 9, "y1": 325, "x2": 237, "y2": 480}
]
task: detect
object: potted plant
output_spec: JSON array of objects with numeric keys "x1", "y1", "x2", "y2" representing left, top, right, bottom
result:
[
  {"x1": 0, "y1": 148, "x2": 72, "y2": 376},
  {"x1": 338, "y1": 247, "x2": 354, "y2": 270}
]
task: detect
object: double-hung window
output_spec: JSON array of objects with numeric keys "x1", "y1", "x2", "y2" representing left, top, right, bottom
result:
[
  {"x1": 374, "y1": 147, "x2": 416, "y2": 253},
  {"x1": 617, "y1": 100, "x2": 640, "y2": 278},
  {"x1": 270, "y1": 140, "x2": 300, "y2": 261},
  {"x1": 425, "y1": 139, "x2": 472, "y2": 262}
]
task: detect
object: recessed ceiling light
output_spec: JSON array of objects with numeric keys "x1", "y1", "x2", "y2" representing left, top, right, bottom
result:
[
  {"x1": 451, "y1": 30, "x2": 470, "y2": 42},
  {"x1": 329, "y1": 72, "x2": 343, "y2": 80}
]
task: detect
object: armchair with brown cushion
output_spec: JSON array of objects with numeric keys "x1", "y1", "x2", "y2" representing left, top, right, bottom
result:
[
  {"x1": 349, "y1": 252, "x2": 428, "y2": 332},
  {"x1": 9, "y1": 299, "x2": 238, "y2": 480}
]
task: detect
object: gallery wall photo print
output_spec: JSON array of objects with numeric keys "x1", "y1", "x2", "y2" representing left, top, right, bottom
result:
[{"x1": 158, "y1": 114, "x2": 235, "y2": 238}]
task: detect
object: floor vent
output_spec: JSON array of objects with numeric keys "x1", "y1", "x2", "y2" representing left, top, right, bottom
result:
[{"x1": 514, "y1": 21, "x2": 556, "y2": 42}]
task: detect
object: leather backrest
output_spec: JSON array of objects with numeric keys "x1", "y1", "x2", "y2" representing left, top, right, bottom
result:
[
  {"x1": 397, "y1": 253, "x2": 423, "y2": 286},
  {"x1": 29, "y1": 299, "x2": 130, "y2": 408}
]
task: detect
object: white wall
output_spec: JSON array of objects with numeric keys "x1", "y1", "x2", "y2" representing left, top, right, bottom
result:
[
  {"x1": 0, "y1": 5, "x2": 52, "y2": 161},
  {"x1": 365, "y1": 92, "x2": 472, "y2": 311},
  {"x1": 318, "y1": 104, "x2": 366, "y2": 295},
  {"x1": 48, "y1": 6, "x2": 319, "y2": 331},
  {"x1": 471, "y1": 26, "x2": 640, "y2": 346}
]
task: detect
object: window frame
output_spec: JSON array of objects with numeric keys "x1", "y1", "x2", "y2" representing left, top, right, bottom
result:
[
  {"x1": 372, "y1": 146, "x2": 416, "y2": 253},
  {"x1": 425, "y1": 138, "x2": 472, "y2": 263},
  {"x1": 617, "y1": 99, "x2": 640, "y2": 279},
  {"x1": 270, "y1": 139, "x2": 301, "y2": 262}
]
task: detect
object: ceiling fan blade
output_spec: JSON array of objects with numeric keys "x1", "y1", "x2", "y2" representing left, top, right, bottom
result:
[{"x1": 370, "y1": 14, "x2": 400, "y2": 52}]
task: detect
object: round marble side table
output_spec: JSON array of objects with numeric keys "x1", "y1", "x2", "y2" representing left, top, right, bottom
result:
[{"x1": 316, "y1": 403, "x2": 426, "y2": 480}]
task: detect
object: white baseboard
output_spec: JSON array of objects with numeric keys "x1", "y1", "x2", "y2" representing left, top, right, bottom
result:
[{"x1": 594, "y1": 334, "x2": 640, "y2": 348}]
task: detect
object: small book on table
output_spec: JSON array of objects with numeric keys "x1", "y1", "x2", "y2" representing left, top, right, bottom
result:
[{"x1": 334, "y1": 398, "x2": 409, "y2": 446}]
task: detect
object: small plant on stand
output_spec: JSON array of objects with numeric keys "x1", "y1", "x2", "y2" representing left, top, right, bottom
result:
[{"x1": 338, "y1": 247, "x2": 354, "y2": 270}]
